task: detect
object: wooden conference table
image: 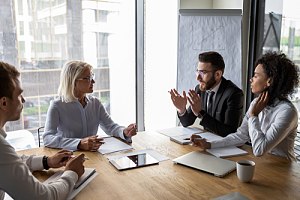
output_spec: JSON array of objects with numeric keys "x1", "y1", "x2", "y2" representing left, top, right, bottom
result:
[{"x1": 18, "y1": 131, "x2": 300, "y2": 200}]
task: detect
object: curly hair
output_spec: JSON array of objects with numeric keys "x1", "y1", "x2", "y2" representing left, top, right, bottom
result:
[{"x1": 255, "y1": 51, "x2": 299, "y2": 105}]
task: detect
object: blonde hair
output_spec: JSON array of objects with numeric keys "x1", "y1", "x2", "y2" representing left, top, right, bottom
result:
[{"x1": 58, "y1": 60, "x2": 93, "y2": 102}]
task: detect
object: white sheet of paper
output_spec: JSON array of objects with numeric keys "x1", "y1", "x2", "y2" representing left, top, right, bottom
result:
[
  {"x1": 157, "y1": 126, "x2": 203, "y2": 137},
  {"x1": 106, "y1": 148, "x2": 169, "y2": 162},
  {"x1": 198, "y1": 132, "x2": 223, "y2": 142},
  {"x1": 98, "y1": 137, "x2": 133, "y2": 154},
  {"x1": 206, "y1": 146, "x2": 248, "y2": 158}
]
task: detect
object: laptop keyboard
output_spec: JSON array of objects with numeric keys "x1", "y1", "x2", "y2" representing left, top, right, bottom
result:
[{"x1": 294, "y1": 132, "x2": 300, "y2": 162}]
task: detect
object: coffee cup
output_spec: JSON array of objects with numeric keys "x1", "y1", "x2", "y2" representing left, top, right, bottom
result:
[{"x1": 236, "y1": 160, "x2": 255, "y2": 182}]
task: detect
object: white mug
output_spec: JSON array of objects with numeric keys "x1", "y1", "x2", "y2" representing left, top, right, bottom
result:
[{"x1": 236, "y1": 160, "x2": 255, "y2": 182}]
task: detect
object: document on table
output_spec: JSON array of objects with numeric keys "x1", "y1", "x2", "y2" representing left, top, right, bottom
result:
[
  {"x1": 98, "y1": 137, "x2": 133, "y2": 154},
  {"x1": 157, "y1": 126, "x2": 203, "y2": 137},
  {"x1": 169, "y1": 131, "x2": 223, "y2": 145},
  {"x1": 44, "y1": 168, "x2": 97, "y2": 200},
  {"x1": 106, "y1": 148, "x2": 170, "y2": 162},
  {"x1": 206, "y1": 146, "x2": 248, "y2": 158}
]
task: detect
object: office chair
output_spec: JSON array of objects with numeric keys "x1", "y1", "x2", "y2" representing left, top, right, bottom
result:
[{"x1": 37, "y1": 126, "x2": 44, "y2": 147}]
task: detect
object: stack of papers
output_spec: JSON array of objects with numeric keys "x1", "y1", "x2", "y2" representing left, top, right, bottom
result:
[
  {"x1": 157, "y1": 126, "x2": 203, "y2": 137},
  {"x1": 206, "y1": 146, "x2": 248, "y2": 158},
  {"x1": 44, "y1": 168, "x2": 97, "y2": 200}
]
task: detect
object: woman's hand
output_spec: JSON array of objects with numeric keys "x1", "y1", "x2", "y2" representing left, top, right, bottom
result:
[
  {"x1": 250, "y1": 91, "x2": 269, "y2": 117},
  {"x1": 190, "y1": 134, "x2": 211, "y2": 150},
  {"x1": 124, "y1": 123, "x2": 137, "y2": 138},
  {"x1": 78, "y1": 136, "x2": 104, "y2": 151}
]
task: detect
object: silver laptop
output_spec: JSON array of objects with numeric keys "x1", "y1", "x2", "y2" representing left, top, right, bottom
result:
[{"x1": 173, "y1": 151, "x2": 236, "y2": 177}]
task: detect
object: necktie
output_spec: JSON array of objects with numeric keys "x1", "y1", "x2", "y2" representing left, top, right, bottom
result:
[{"x1": 207, "y1": 91, "x2": 215, "y2": 116}]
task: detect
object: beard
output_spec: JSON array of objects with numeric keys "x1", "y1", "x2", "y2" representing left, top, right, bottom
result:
[{"x1": 199, "y1": 75, "x2": 217, "y2": 91}]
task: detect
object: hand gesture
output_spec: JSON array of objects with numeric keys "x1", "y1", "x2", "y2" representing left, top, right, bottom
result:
[
  {"x1": 250, "y1": 91, "x2": 269, "y2": 117},
  {"x1": 78, "y1": 135, "x2": 104, "y2": 151},
  {"x1": 190, "y1": 134, "x2": 211, "y2": 150},
  {"x1": 124, "y1": 123, "x2": 137, "y2": 138},
  {"x1": 65, "y1": 153, "x2": 85, "y2": 178},
  {"x1": 187, "y1": 89, "x2": 202, "y2": 116},
  {"x1": 47, "y1": 149, "x2": 73, "y2": 168},
  {"x1": 169, "y1": 89, "x2": 187, "y2": 114}
]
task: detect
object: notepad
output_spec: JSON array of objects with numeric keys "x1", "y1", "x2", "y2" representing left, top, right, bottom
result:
[
  {"x1": 206, "y1": 146, "x2": 248, "y2": 158},
  {"x1": 157, "y1": 126, "x2": 203, "y2": 137},
  {"x1": 44, "y1": 168, "x2": 97, "y2": 200}
]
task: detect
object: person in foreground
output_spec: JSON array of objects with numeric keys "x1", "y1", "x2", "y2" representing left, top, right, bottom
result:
[
  {"x1": 43, "y1": 60, "x2": 137, "y2": 151},
  {"x1": 192, "y1": 52, "x2": 299, "y2": 161},
  {"x1": 0, "y1": 61, "x2": 85, "y2": 199},
  {"x1": 169, "y1": 51, "x2": 244, "y2": 136}
]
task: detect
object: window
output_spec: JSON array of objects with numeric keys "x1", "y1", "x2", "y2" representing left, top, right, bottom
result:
[{"x1": 2, "y1": 0, "x2": 136, "y2": 136}]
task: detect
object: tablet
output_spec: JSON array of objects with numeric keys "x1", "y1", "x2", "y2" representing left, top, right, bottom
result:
[{"x1": 109, "y1": 153, "x2": 159, "y2": 171}]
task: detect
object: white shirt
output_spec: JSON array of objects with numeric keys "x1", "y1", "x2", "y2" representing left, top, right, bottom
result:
[
  {"x1": 211, "y1": 98, "x2": 298, "y2": 161},
  {"x1": 0, "y1": 129, "x2": 78, "y2": 200}
]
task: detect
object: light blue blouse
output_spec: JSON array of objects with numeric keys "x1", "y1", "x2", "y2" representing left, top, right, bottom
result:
[
  {"x1": 43, "y1": 95, "x2": 129, "y2": 150},
  {"x1": 211, "y1": 98, "x2": 298, "y2": 161}
]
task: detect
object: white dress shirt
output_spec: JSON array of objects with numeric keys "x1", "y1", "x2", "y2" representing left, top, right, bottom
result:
[
  {"x1": 0, "y1": 129, "x2": 78, "y2": 200},
  {"x1": 211, "y1": 98, "x2": 298, "y2": 161}
]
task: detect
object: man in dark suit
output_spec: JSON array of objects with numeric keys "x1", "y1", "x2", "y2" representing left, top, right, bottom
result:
[{"x1": 169, "y1": 51, "x2": 244, "y2": 137}]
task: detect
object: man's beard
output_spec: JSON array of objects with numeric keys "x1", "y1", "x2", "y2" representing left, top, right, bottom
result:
[{"x1": 199, "y1": 75, "x2": 217, "y2": 91}]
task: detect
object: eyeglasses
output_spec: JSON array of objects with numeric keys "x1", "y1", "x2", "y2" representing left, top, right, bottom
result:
[
  {"x1": 195, "y1": 69, "x2": 214, "y2": 76},
  {"x1": 77, "y1": 73, "x2": 95, "y2": 82}
]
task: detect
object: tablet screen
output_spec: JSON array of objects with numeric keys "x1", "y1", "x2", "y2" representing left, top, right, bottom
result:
[{"x1": 109, "y1": 153, "x2": 159, "y2": 170}]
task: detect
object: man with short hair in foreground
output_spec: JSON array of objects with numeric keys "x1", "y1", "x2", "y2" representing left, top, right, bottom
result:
[{"x1": 0, "y1": 61, "x2": 85, "y2": 200}]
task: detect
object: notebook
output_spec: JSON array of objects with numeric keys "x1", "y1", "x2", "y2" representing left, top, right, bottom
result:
[
  {"x1": 173, "y1": 151, "x2": 236, "y2": 177},
  {"x1": 44, "y1": 168, "x2": 97, "y2": 199},
  {"x1": 206, "y1": 146, "x2": 248, "y2": 158}
]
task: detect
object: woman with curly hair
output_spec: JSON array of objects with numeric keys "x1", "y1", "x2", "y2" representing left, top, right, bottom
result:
[{"x1": 191, "y1": 52, "x2": 299, "y2": 161}]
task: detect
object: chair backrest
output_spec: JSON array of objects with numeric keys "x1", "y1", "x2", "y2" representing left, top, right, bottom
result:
[{"x1": 37, "y1": 126, "x2": 45, "y2": 147}]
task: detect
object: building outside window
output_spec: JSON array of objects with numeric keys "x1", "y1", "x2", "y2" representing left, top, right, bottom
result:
[{"x1": 2, "y1": 0, "x2": 135, "y2": 138}]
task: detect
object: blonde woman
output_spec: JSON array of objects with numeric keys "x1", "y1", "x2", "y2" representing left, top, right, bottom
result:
[{"x1": 43, "y1": 61, "x2": 137, "y2": 151}]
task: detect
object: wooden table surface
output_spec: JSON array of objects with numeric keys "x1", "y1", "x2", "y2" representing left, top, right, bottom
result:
[{"x1": 18, "y1": 131, "x2": 300, "y2": 200}]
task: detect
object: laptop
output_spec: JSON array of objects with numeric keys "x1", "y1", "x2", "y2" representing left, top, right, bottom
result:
[
  {"x1": 109, "y1": 152, "x2": 159, "y2": 171},
  {"x1": 173, "y1": 151, "x2": 236, "y2": 177}
]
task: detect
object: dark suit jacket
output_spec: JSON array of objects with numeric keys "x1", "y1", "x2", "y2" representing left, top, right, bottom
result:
[{"x1": 178, "y1": 77, "x2": 244, "y2": 137}]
